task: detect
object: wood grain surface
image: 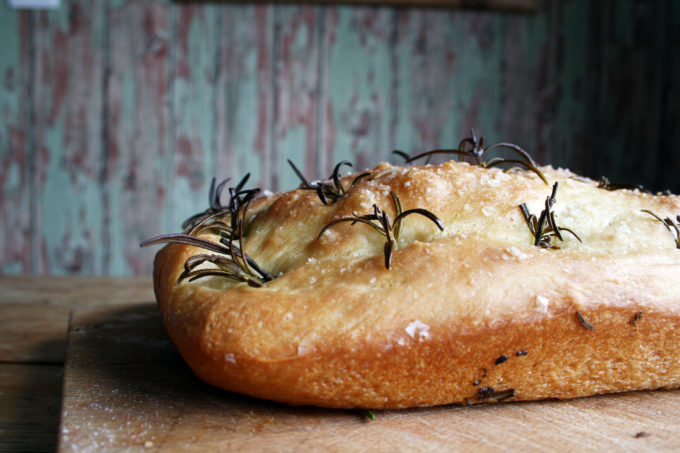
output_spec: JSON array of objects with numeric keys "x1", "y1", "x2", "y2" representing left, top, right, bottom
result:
[
  {"x1": 0, "y1": 276, "x2": 155, "y2": 453},
  {"x1": 1, "y1": 0, "x2": 679, "y2": 276},
  {"x1": 0, "y1": 363, "x2": 62, "y2": 453},
  {"x1": 0, "y1": 275, "x2": 153, "y2": 363},
  {"x1": 59, "y1": 303, "x2": 680, "y2": 452}
]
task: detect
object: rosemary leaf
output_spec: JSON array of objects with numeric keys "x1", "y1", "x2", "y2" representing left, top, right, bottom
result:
[
  {"x1": 519, "y1": 182, "x2": 581, "y2": 249},
  {"x1": 141, "y1": 174, "x2": 273, "y2": 287},
  {"x1": 318, "y1": 191, "x2": 444, "y2": 270},
  {"x1": 403, "y1": 129, "x2": 548, "y2": 185}
]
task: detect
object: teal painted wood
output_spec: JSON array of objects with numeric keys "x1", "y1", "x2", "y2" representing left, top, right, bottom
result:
[
  {"x1": 274, "y1": 6, "x2": 322, "y2": 192},
  {"x1": 213, "y1": 5, "x2": 271, "y2": 193},
  {"x1": 106, "y1": 1, "x2": 172, "y2": 276},
  {"x1": 33, "y1": 1, "x2": 106, "y2": 275},
  {"x1": 1, "y1": 0, "x2": 678, "y2": 276},
  {"x1": 0, "y1": 7, "x2": 31, "y2": 274},
  {"x1": 324, "y1": 7, "x2": 396, "y2": 170},
  {"x1": 169, "y1": 3, "x2": 219, "y2": 230},
  {"x1": 500, "y1": 3, "x2": 545, "y2": 162},
  {"x1": 501, "y1": 0, "x2": 593, "y2": 168}
]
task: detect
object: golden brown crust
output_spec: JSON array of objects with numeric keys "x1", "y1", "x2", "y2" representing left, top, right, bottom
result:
[{"x1": 152, "y1": 161, "x2": 680, "y2": 409}]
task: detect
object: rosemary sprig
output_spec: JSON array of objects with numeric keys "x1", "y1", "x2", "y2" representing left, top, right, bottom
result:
[
  {"x1": 519, "y1": 182, "x2": 582, "y2": 249},
  {"x1": 288, "y1": 159, "x2": 371, "y2": 205},
  {"x1": 401, "y1": 129, "x2": 548, "y2": 185},
  {"x1": 318, "y1": 191, "x2": 444, "y2": 269},
  {"x1": 141, "y1": 174, "x2": 273, "y2": 287},
  {"x1": 641, "y1": 210, "x2": 680, "y2": 249},
  {"x1": 181, "y1": 173, "x2": 257, "y2": 234}
]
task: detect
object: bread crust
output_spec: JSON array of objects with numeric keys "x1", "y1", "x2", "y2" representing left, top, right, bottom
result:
[{"x1": 152, "y1": 161, "x2": 680, "y2": 409}]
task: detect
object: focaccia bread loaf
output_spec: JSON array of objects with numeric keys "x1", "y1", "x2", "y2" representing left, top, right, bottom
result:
[{"x1": 150, "y1": 160, "x2": 680, "y2": 409}]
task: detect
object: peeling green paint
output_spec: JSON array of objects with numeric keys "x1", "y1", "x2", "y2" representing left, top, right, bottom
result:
[{"x1": 1, "y1": 0, "x2": 678, "y2": 276}]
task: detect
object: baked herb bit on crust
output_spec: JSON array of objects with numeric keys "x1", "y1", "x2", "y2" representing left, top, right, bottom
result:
[
  {"x1": 641, "y1": 210, "x2": 680, "y2": 249},
  {"x1": 477, "y1": 387, "x2": 515, "y2": 402},
  {"x1": 632, "y1": 311, "x2": 643, "y2": 325},
  {"x1": 141, "y1": 176, "x2": 274, "y2": 287},
  {"x1": 288, "y1": 159, "x2": 371, "y2": 205},
  {"x1": 396, "y1": 129, "x2": 548, "y2": 185},
  {"x1": 318, "y1": 191, "x2": 444, "y2": 270},
  {"x1": 597, "y1": 176, "x2": 646, "y2": 193},
  {"x1": 576, "y1": 311, "x2": 594, "y2": 331},
  {"x1": 519, "y1": 182, "x2": 582, "y2": 249}
]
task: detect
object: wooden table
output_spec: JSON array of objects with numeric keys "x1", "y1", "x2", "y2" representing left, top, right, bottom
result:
[
  {"x1": 0, "y1": 276, "x2": 154, "y2": 453},
  {"x1": 2, "y1": 275, "x2": 680, "y2": 452}
]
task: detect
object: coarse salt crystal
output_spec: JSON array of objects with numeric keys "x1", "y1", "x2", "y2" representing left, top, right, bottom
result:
[
  {"x1": 507, "y1": 246, "x2": 530, "y2": 261},
  {"x1": 405, "y1": 320, "x2": 430, "y2": 341},
  {"x1": 481, "y1": 206, "x2": 495, "y2": 217},
  {"x1": 536, "y1": 295, "x2": 550, "y2": 313}
]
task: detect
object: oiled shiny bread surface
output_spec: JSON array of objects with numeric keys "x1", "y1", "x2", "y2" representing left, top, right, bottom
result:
[{"x1": 153, "y1": 161, "x2": 680, "y2": 409}]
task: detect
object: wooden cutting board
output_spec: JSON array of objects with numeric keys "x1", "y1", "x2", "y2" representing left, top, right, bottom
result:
[{"x1": 58, "y1": 303, "x2": 680, "y2": 452}]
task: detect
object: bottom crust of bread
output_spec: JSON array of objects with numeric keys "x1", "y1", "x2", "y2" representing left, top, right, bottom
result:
[{"x1": 154, "y1": 241, "x2": 680, "y2": 409}]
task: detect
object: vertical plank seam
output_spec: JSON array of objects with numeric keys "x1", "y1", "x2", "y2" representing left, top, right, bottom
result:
[
  {"x1": 215, "y1": 7, "x2": 232, "y2": 179},
  {"x1": 656, "y1": 0, "x2": 672, "y2": 191},
  {"x1": 100, "y1": 0, "x2": 112, "y2": 275},
  {"x1": 646, "y1": 0, "x2": 666, "y2": 189},
  {"x1": 552, "y1": 0, "x2": 565, "y2": 167},
  {"x1": 388, "y1": 8, "x2": 399, "y2": 157},
  {"x1": 210, "y1": 4, "x2": 221, "y2": 181},
  {"x1": 589, "y1": 0, "x2": 605, "y2": 180},
  {"x1": 315, "y1": 6, "x2": 327, "y2": 177},
  {"x1": 497, "y1": 12, "x2": 507, "y2": 142},
  {"x1": 27, "y1": 11, "x2": 39, "y2": 273},
  {"x1": 269, "y1": 8, "x2": 281, "y2": 191},
  {"x1": 165, "y1": 5, "x2": 178, "y2": 234}
]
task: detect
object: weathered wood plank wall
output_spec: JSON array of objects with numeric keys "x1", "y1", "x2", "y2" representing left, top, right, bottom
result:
[{"x1": 0, "y1": 0, "x2": 678, "y2": 276}]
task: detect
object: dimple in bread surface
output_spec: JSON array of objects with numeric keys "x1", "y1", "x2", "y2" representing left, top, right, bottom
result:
[{"x1": 153, "y1": 161, "x2": 680, "y2": 409}]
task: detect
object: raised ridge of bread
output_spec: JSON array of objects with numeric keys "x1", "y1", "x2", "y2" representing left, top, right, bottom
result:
[{"x1": 153, "y1": 160, "x2": 680, "y2": 408}]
